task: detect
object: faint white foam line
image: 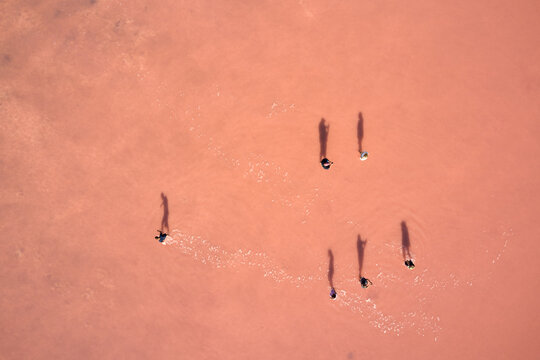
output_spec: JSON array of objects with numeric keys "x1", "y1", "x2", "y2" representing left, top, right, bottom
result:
[
  {"x1": 491, "y1": 228, "x2": 513, "y2": 265},
  {"x1": 162, "y1": 228, "x2": 441, "y2": 339},
  {"x1": 266, "y1": 100, "x2": 296, "y2": 118},
  {"x1": 475, "y1": 226, "x2": 515, "y2": 289},
  {"x1": 334, "y1": 288, "x2": 407, "y2": 336},
  {"x1": 338, "y1": 276, "x2": 442, "y2": 338},
  {"x1": 377, "y1": 267, "x2": 469, "y2": 290},
  {"x1": 163, "y1": 229, "x2": 323, "y2": 286}
]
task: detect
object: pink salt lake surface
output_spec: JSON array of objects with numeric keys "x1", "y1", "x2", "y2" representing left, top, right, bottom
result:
[{"x1": 1, "y1": 1, "x2": 539, "y2": 359}]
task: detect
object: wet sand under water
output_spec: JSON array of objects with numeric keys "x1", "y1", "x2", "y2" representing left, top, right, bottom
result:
[{"x1": 1, "y1": 0, "x2": 540, "y2": 359}]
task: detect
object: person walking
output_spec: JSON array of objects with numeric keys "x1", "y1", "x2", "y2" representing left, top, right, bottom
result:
[
  {"x1": 360, "y1": 277, "x2": 373, "y2": 288},
  {"x1": 404, "y1": 259, "x2": 415, "y2": 269},
  {"x1": 359, "y1": 151, "x2": 369, "y2": 161},
  {"x1": 321, "y1": 158, "x2": 333, "y2": 169},
  {"x1": 330, "y1": 287, "x2": 337, "y2": 299},
  {"x1": 155, "y1": 230, "x2": 167, "y2": 243}
]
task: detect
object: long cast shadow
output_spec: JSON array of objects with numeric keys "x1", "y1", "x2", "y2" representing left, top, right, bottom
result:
[
  {"x1": 319, "y1": 118, "x2": 329, "y2": 160},
  {"x1": 160, "y1": 192, "x2": 169, "y2": 233},
  {"x1": 357, "y1": 112, "x2": 364, "y2": 153},
  {"x1": 401, "y1": 221, "x2": 412, "y2": 260},
  {"x1": 356, "y1": 235, "x2": 367, "y2": 279},
  {"x1": 328, "y1": 249, "x2": 335, "y2": 288}
]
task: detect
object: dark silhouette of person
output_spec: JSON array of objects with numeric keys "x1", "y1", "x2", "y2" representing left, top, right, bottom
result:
[
  {"x1": 360, "y1": 277, "x2": 372, "y2": 288},
  {"x1": 401, "y1": 221, "x2": 413, "y2": 263},
  {"x1": 155, "y1": 230, "x2": 167, "y2": 243},
  {"x1": 330, "y1": 287, "x2": 337, "y2": 299},
  {"x1": 321, "y1": 158, "x2": 333, "y2": 169},
  {"x1": 160, "y1": 192, "x2": 169, "y2": 233},
  {"x1": 319, "y1": 118, "x2": 333, "y2": 169},
  {"x1": 328, "y1": 249, "x2": 336, "y2": 298},
  {"x1": 356, "y1": 235, "x2": 367, "y2": 280},
  {"x1": 405, "y1": 259, "x2": 415, "y2": 269}
]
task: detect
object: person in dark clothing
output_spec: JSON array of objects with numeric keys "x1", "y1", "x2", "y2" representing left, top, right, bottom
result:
[
  {"x1": 321, "y1": 158, "x2": 333, "y2": 169},
  {"x1": 155, "y1": 230, "x2": 167, "y2": 243},
  {"x1": 330, "y1": 287, "x2": 337, "y2": 299},
  {"x1": 360, "y1": 277, "x2": 373, "y2": 288},
  {"x1": 404, "y1": 259, "x2": 415, "y2": 269}
]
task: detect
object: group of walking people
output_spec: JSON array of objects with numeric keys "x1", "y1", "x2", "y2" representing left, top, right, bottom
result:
[
  {"x1": 329, "y1": 252, "x2": 415, "y2": 300},
  {"x1": 154, "y1": 114, "x2": 416, "y2": 300},
  {"x1": 319, "y1": 114, "x2": 369, "y2": 171},
  {"x1": 320, "y1": 114, "x2": 415, "y2": 299}
]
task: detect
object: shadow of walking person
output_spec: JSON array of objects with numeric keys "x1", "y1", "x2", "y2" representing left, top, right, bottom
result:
[
  {"x1": 319, "y1": 118, "x2": 333, "y2": 169},
  {"x1": 401, "y1": 221, "x2": 415, "y2": 269},
  {"x1": 328, "y1": 249, "x2": 336, "y2": 299},
  {"x1": 160, "y1": 192, "x2": 169, "y2": 233},
  {"x1": 357, "y1": 112, "x2": 369, "y2": 161},
  {"x1": 357, "y1": 112, "x2": 364, "y2": 153},
  {"x1": 356, "y1": 235, "x2": 367, "y2": 279},
  {"x1": 356, "y1": 235, "x2": 372, "y2": 288},
  {"x1": 319, "y1": 118, "x2": 329, "y2": 160}
]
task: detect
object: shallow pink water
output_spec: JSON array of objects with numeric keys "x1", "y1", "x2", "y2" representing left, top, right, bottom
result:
[{"x1": 1, "y1": 0, "x2": 539, "y2": 359}]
